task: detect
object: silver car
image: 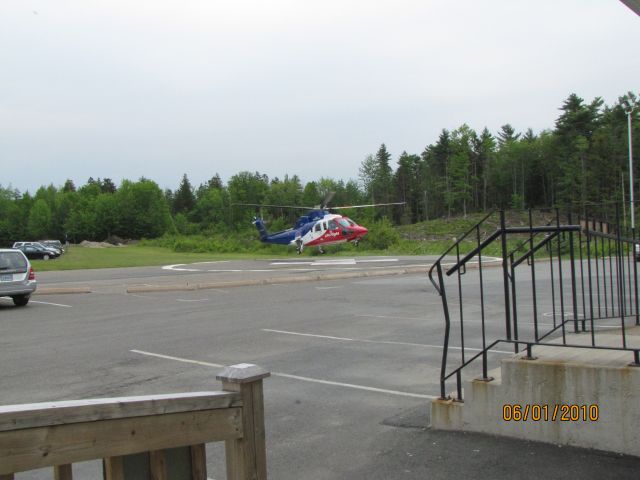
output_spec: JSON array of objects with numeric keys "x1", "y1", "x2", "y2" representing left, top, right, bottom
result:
[{"x1": 0, "y1": 249, "x2": 37, "y2": 306}]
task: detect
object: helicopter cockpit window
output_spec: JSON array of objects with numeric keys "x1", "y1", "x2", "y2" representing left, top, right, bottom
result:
[
  {"x1": 314, "y1": 223, "x2": 322, "y2": 232},
  {"x1": 328, "y1": 220, "x2": 338, "y2": 230},
  {"x1": 337, "y1": 218, "x2": 351, "y2": 228},
  {"x1": 323, "y1": 222, "x2": 327, "y2": 230}
]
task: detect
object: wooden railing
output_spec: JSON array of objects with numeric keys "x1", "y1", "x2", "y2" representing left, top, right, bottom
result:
[{"x1": 0, "y1": 363, "x2": 270, "y2": 480}]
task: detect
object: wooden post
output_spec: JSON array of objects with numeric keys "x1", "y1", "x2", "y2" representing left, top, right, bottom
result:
[
  {"x1": 217, "y1": 364, "x2": 270, "y2": 480},
  {"x1": 103, "y1": 457, "x2": 125, "y2": 480},
  {"x1": 54, "y1": 464, "x2": 73, "y2": 480},
  {"x1": 190, "y1": 444, "x2": 207, "y2": 480},
  {"x1": 149, "y1": 450, "x2": 167, "y2": 480}
]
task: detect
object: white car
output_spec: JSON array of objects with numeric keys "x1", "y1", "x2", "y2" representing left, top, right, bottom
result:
[{"x1": 0, "y1": 249, "x2": 37, "y2": 306}]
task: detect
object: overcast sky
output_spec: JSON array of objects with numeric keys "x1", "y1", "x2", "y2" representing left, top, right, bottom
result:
[{"x1": 2, "y1": 0, "x2": 639, "y2": 194}]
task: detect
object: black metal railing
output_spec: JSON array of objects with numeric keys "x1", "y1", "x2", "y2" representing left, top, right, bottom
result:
[{"x1": 428, "y1": 205, "x2": 640, "y2": 401}]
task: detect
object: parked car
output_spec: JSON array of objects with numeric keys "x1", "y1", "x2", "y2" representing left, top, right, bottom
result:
[
  {"x1": 0, "y1": 249, "x2": 37, "y2": 306},
  {"x1": 39, "y1": 239, "x2": 65, "y2": 253},
  {"x1": 12, "y1": 241, "x2": 62, "y2": 256},
  {"x1": 14, "y1": 244, "x2": 59, "y2": 260}
]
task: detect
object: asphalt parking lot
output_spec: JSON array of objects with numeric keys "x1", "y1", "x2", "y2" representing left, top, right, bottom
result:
[{"x1": 2, "y1": 258, "x2": 639, "y2": 479}]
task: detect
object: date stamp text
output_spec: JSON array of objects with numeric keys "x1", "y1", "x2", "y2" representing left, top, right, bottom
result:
[{"x1": 502, "y1": 404, "x2": 599, "y2": 422}]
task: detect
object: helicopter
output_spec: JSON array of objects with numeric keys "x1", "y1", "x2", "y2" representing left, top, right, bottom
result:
[{"x1": 235, "y1": 194, "x2": 405, "y2": 254}]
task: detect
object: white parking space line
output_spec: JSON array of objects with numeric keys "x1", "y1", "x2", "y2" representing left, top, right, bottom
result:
[
  {"x1": 261, "y1": 328, "x2": 513, "y2": 354},
  {"x1": 30, "y1": 300, "x2": 72, "y2": 308},
  {"x1": 130, "y1": 349, "x2": 436, "y2": 399},
  {"x1": 176, "y1": 298, "x2": 209, "y2": 302},
  {"x1": 271, "y1": 372, "x2": 435, "y2": 399},
  {"x1": 357, "y1": 312, "x2": 613, "y2": 330},
  {"x1": 131, "y1": 350, "x2": 225, "y2": 368},
  {"x1": 356, "y1": 313, "x2": 429, "y2": 321}
]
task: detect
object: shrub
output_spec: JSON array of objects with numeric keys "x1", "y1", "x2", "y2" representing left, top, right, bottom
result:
[{"x1": 363, "y1": 218, "x2": 400, "y2": 250}]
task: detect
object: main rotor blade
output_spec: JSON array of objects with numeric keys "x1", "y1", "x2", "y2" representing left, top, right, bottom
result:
[
  {"x1": 331, "y1": 202, "x2": 406, "y2": 209},
  {"x1": 232, "y1": 203, "x2": 313, "y2": 210},
  {"x1": 320, "y1": 191, "x2": 336, "y2": 210}
]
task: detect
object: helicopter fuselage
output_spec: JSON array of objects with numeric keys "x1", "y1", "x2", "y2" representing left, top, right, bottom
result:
[{"x1": 253, "y1": 210, "x2": 368, "y2": 253}]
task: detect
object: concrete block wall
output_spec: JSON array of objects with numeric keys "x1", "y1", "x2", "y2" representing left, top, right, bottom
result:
[{"x1": 431, "y1": 352, "x2": 640, "y2": 457}]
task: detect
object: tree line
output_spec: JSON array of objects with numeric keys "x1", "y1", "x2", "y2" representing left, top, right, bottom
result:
[
  {"x1": 0, "y1": 92, "x2": 637, "y2": 246},
  {"x1": 391, "y1": 92, "x2": 638, "y2": 223}
]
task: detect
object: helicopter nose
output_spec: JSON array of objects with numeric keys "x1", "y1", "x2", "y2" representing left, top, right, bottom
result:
[{"x1": 359, "y1": 225, "x2": 368, "y2": 235}]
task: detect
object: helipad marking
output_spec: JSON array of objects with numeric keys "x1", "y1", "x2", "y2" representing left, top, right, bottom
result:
[
  {"x1": 356, "y1": 258, "x2": 400, "y2": 263},
  {"x1": 270, "y1": 258, "x2": 400, "y2": 267},
  {"x1": 206, "y1": 269, "x2": 273, "y2": 273},
  {"x1": 314, "y1": 260, "x2": 358, "y2": 266},
  {"x1": 162, "y1": 257, "x2": 435, "y2": 273},
  {"x1": 271, "y1": 259, "x2": 356, "y2": 266},
  {"x1": 162, "y1": 264, "x2": 200, "y2": 272}
]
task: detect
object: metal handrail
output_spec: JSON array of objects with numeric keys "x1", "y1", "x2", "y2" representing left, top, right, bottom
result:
[
  {"x1": 428, "y1": 211, "x2": 495, "y2": 294},
  {"x1": 430, "y1": 206, "x2": 640, "y2": 401}
]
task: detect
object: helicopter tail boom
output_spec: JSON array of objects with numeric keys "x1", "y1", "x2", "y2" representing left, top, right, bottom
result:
[
  {"x1": 253, "y1": 218, "x2": 299, "y2": 245},
  {"x1": 253, "y1": 217, "x2": 269, "y2": 240}
]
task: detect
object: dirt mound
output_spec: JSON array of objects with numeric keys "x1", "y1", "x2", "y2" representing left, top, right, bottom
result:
[{"x1": 79, "y1": 240, "x2": 125, "y2": 248}]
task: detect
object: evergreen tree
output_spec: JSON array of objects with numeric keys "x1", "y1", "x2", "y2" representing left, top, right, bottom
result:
[
  {"x1": 372, "y1": 144, "x2": 394, "y2": 218},
  {"x1": 554, "y1": 93, "x2": 603, "y2": 205},
  {"x1": 472, "y1": 128, "x2": 495, "y2": 211},
  {"x1": 449, "y1": 125, "x2": 474, "y2": 217},
  {"x1": 62, "y1": 179, "x2": 76, "y2": 193},
  {"x1": 497, "y1": 124, "x2": 520, "y2": 147},
  {"x1": 394, "y1": 152, "x2": 420, "y2": 224},
  {"x1": 101, "y1": 178, "x2": 117, "y2": 194},
  {"x1": 359, "y1": 154, "x2": 377, "y2": 201},
  {"x1": 196, "y1": 174, "x2": 224, "y2": 199},
  {"x1": 173, "y1": 174, "x2": 196, "y2": 215},
  {"x1": 423, "y1": 130, "x2": 452, "y2": 218}
]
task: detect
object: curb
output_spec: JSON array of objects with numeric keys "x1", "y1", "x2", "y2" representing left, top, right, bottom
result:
[
  {"x1": 33, "y1": 260, "x2": 504, "y2": 296},
  {"x1": 126, "y1": 266, "x2": 433, "y2": 294}
]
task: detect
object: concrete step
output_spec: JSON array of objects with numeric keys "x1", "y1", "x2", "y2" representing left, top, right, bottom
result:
[{"x1": 431, "y1": 326, "x2": 640, "y2": 456}]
